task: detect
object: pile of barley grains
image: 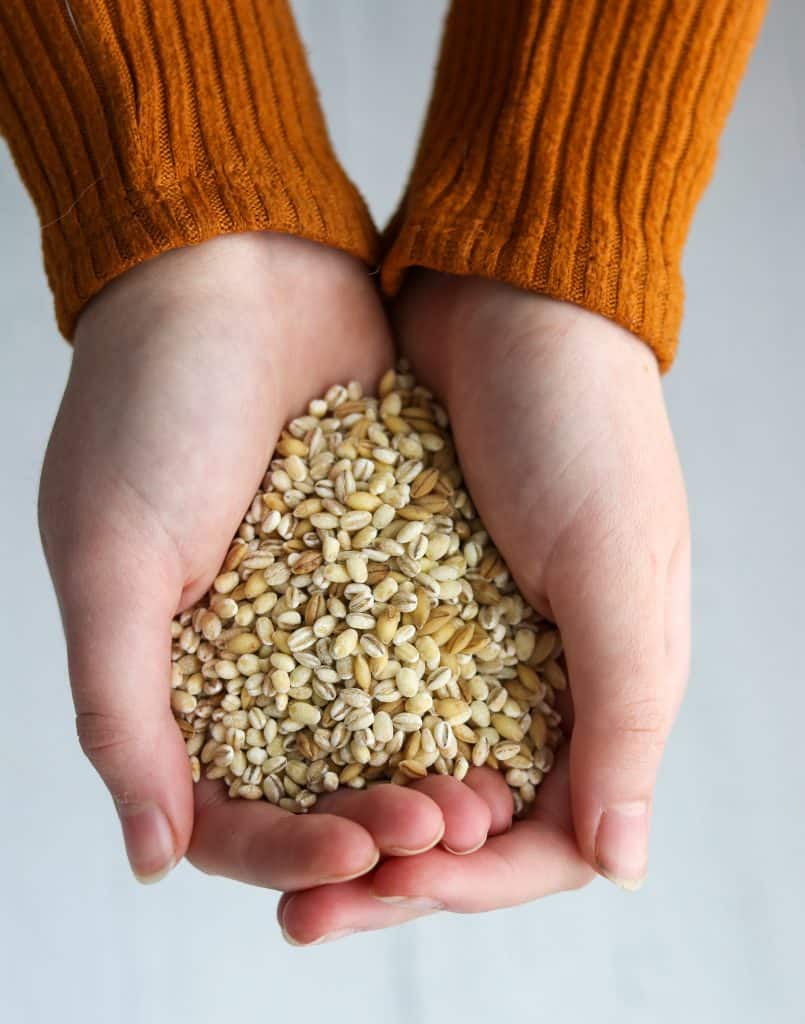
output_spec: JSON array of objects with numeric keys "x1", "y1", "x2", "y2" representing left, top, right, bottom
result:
[{"x1": 170, "y1": 364, "x2": 566, "y2": 815}]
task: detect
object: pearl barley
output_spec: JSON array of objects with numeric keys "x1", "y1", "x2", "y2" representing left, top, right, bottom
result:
[{"x1": 169, "y1": 364, "x2": 564, "y2": 813}]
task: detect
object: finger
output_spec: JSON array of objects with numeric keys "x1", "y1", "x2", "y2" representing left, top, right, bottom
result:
[
  {"x1": 312, "y1": 783, "x2": 444, "y2": 855},
  {"x1": 461, "y1": 767, "x2": 515, "y2": 836},
  {"x1": 277, "y1": 750, "x2": 582, "y2": 939},
  {"x1": 278, "y1": 879, "x2": 439, "y2": 946},
  {"x1": 524, "y1": 742, "x2": 574, "y2": 832},
  {"x1": 407, "y1": 775, "x2": 492, "y2": 854},
  {"x1": 279, "y1": 817, "x2": 594, "y2": 939},
  {"x1": 55, "y1": 542, "x2": 193, "y2": 883},
  {"x1": 188, "y1": 779, "x2": 379, "y2": 890},
  {"x1": 371, "y1": 814, "x2": 594, "y2": 914},
  {"x1": 550, "y1": 530, "x2": 691, "y2": 890}
]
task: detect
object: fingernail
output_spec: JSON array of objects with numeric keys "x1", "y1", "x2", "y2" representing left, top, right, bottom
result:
[
  {"x1": 116, "y1": 801, "x2": 176, "y2": 884},
  {"x1": 443, "y1": 838, "x2": 485, "y2": 856},
  {"x1": 374, "y1": 896, "x2": 444, "y2": 911},
  {"x1": 279, "y1": 894, "x2": 361, "y2": 946},
  {"x1": 595, "y1": 801, "x2": 649, "y2": 891},
  {"x1": 283, "y1": 927, "x2": 358, "y2": 947}
]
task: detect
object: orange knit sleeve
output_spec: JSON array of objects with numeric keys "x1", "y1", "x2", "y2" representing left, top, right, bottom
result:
[
  {"x1": 0, "y1": 0, "x2": 377, "y2": 340},
  {"x1": 382, "y1": 0, "x2": 767, "y2": 370}
]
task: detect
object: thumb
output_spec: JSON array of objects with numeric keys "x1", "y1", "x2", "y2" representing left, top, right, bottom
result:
[
  {"x1": 549, "y1": 532, "x2": 690, "y2": 890},
  {"x1": 55, "y1": 542, "x2": 193, "y2": 884}
]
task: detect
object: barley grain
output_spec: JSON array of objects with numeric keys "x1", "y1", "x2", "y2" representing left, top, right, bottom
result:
[{"x1": 170, "y1": 366, "x2": 563, "y2": 811}]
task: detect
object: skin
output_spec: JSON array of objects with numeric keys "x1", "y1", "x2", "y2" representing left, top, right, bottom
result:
[
  {"x1": 38, "y1": 235, "x2": 493, "y2": 893},
  {"x1": 40, "y1": 241, "x2": 690, "y2": 943},
  {"x1": 279, "y1": 271, "x2": 691, "y2": 942}
]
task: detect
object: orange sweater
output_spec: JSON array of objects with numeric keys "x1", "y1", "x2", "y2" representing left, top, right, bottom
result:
[{"x1": 0, "y1": 1, "x2": 765, "y2": 368}]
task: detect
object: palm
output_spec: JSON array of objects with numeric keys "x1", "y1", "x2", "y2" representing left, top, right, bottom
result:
[
  {"x1": 41, "y1": 236, "x2": 505, "y2": 896},
  {"x1": 278, "y1": 273, "x2": 690, "y2": 939}
]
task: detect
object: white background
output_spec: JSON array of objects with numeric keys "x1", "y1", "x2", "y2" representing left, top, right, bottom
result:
[{"x1": 1, "y1": 2, "x2": 803, "y2": 1021}]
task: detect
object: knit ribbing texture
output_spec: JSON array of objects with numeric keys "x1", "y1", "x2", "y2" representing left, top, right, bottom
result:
[
  {"x1": 0, "y1": 0, "x2": 378, "y2": 339},
  {"x1": 382, "y1": 0, "x2": 767, "y2": 369},
  {"x1": 0, "y1": 1, "x2": 766, "y2": 361}
]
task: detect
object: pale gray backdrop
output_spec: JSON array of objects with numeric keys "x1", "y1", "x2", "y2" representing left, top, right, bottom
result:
[{"x1": 1, "y1": 2, "x2": 803, "y2": 1022}]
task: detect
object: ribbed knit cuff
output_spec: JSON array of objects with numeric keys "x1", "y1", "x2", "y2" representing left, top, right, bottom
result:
[
  {"x1": 0, "y1": 0, "x2": 378, "y2": 340},
  {"x1": 382, "y1": 0, "x2": 766, "y2": 369}
]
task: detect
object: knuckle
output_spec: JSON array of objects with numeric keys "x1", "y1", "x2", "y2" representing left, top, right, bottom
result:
[
  {"x1": 604, "y1": 694, "x2": 670, "y2": 768},
  {"x1": 75, "y1": 710, "x2": 139, "y2": 767},
  {"x1": 184, "y1": 845, "x2": 218, "y2": 878},
  {"x1": 616, "y1": 694, "x2": 670, "y2": 739},
  {"x1": 567, "y1": 866, "x2": 597, "y2": 894},
  {"x1": 586, "y1": 692, "x2": 671, "y2": 768}
]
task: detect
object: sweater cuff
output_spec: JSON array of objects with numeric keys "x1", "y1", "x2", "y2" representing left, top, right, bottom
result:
[
  {"x1": 382, "y1": 0, "x2": 766, "y2": 370},
  {"x1": 0, "y1": 0, "x2": 378, "y2": 340}
]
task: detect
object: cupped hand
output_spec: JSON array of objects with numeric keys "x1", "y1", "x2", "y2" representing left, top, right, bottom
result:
[
  {"x1": 39, "y1": 237, "x2": 487, "y2": 890},
  {"x1": 278, "y1": 272, "x2": 690, "y2": 942}
]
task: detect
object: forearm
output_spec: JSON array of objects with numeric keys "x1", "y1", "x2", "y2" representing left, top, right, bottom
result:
[
  {"x1": 382, "y1": 0, "x2": 767, "y2": 369},
  {"x1": 0, "y1": 0, "x2": 377, "y2": 339}
]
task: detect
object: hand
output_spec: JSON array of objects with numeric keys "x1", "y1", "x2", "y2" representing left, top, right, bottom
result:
[
  {"x1": 278, "y1": 272, "x2": 690, "y2": 942},
  {"x1": 39, "y1": 237, "x2": 492, "y2": 891}
]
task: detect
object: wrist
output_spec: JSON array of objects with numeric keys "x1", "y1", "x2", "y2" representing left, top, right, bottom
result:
[
  {"x1": 77, "y1": 232, "x2": 360, "y2": 335},
  {"x1": 71, "y1": 231, "x2": 394, "y2": 421},
  {"x1": 396, "y1": 270, "x2": 658, "y2": 404}
]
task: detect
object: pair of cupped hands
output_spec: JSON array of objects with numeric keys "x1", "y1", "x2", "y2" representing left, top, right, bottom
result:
[{"x1": 40, "y1": 232, "x2": 690, "y2": 945}]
